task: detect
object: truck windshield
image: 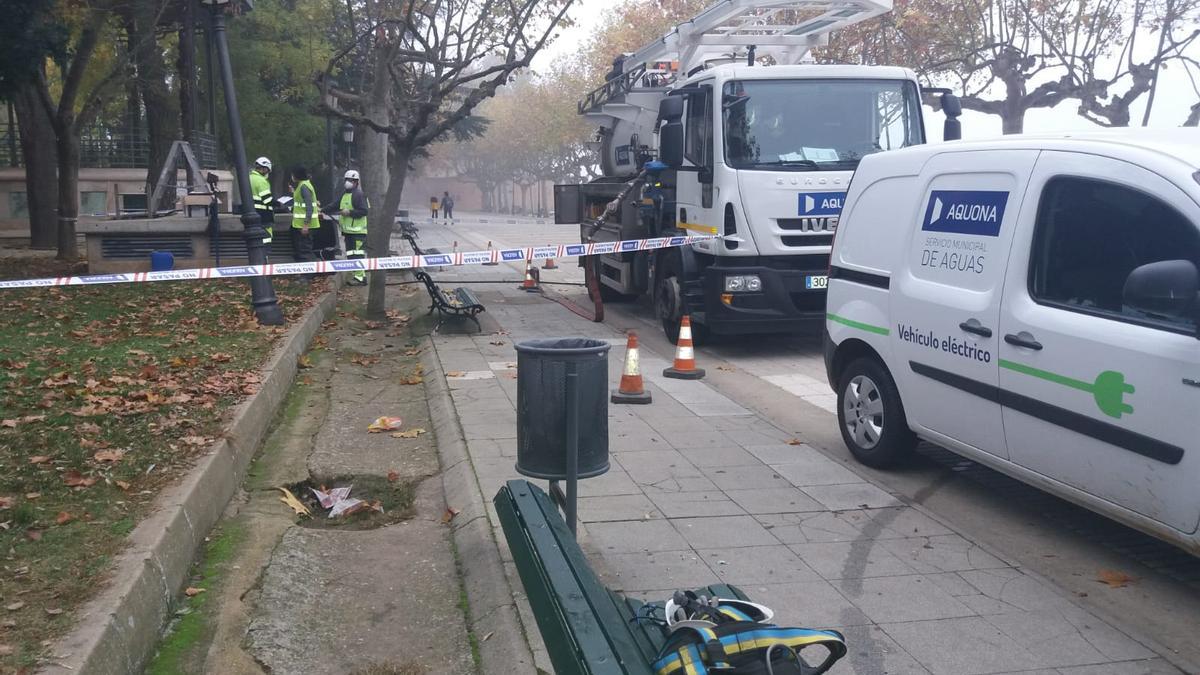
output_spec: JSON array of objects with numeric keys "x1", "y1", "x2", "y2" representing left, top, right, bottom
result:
[{"x1": 722, "y1": 79, "x2": 923, "y2": 171}]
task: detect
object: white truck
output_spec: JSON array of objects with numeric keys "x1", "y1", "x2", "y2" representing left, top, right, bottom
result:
[{"x1": 553, "y1": 0, "x2": 962, "y2": 342}]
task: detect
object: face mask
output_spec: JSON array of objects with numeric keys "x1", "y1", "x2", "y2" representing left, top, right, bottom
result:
[{"x1": 345, "y1": 181, "x2": 356, "y2": 190}]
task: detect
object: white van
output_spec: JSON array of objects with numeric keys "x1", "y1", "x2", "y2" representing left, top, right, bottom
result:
[{"x1": 823, "y1": 130, "x2": 1200, "y2": 554}]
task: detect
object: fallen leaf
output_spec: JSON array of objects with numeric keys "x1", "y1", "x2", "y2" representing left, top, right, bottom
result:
[
  {"x1": 4, "y1": 603, "x2": 23, "y2": 612},
  {"x1": 78, "y1": 422, "x2": 102, "y2": 434},
  {"x1": 93, "y1": 449, "x2": 126, "y2": 463},
  {"x1": 482, "y1": 631, "x2": 495, "y2": 642},
  {"x1": 210, "y1": 352, "x2": 233, "y2": 363},
  {"x1": 184, "y1": 587, "x2": 206, "y2": 597},
  {"x1": 24, "y1": 529, "x2": 42, "y2": 542},
  {"x1": 180, "y1": 436, "x2": 210, "y2": 447},
  {"x1": 364, "y1": 320, "x2": 383, "y2": 330},
  {"x1": 62, "y1": 470, "x2": 98, "y2": 488},
  {"x1": 24, "y1": 493, "x2": 40, "y2": 500},
  {"x1": 45, "y1": 608, "x2": 63, "y2": 616},
  {"x1": 0, "y1": 645, "x2": 11, "y2": 656},
  {"x1": 277, "y1": 487, "x2": 311, "y2": 517},
  {"x1": 28, "y1": 456, "x2": 51, "y2": 465},
  {"x1": 1097, "y1": 569, "x2": 1135, "y2": 588},
  {"x1": 368, "y1": 416, "x2": 404, "y2": 433},
  {"x1": 127, "y1": 349, "x2": 148, "y2": 356},
  {"x1": 0, "y1": 420, "x2": 15, "y2": 429},
  {"x1": 440, "y1": 507, "x2": 462, "y2": 524},
  {"x1": 786, "y1": 439, "x2": 803, "y2": 446},
  {"x1": 115, "y1": 480, "x2": 131, "y2": 491},
  {"x1": 399, "y1": 373, "x2": 424, "y2": 385},
  {"x1": 55, "y1": 512, "x2": 73, "y2": 526},
  {"x1": 446, "y1": 371, "x2": 466, "y2": 378},
  {"x1": 387, "y1": 470, "x2": 400, "y2": 483},
  {"x1": 297, "y1": 354, "x2": 313, "y2": 369},
  {"x1": 402, "y1": 349, "x2": 422, "y2": 356},
  {"x1": 0, "y1": 497, "x2": 13, "y2": 510},
  {"x1": 716, "y1": 365, "x2": 736, "y2": 372},
  {"x1": 391, "y1": 428, "x2": 426, "y2": 439}
]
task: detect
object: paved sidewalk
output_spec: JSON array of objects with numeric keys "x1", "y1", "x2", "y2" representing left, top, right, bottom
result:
[{"x1": 416, "y1": 228, "x2": 1181, "y2": 675}]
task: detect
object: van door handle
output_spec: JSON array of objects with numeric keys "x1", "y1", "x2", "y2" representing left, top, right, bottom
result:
[
  {"x1": 959, "y1": 320, "x2": 992, "y2": 338},
  {"x1": 1004, "y1": 333, "x2": 1043, "y2": 350}
]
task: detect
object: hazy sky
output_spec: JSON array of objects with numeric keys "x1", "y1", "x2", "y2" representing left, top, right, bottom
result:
[{"x1": 532, "y1": 0, "x2": 1200, "y2": 140}]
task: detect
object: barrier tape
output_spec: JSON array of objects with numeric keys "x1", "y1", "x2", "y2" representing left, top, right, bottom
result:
[{"x1": 0, "y1": 234, "x2": 721, "y2": 290}]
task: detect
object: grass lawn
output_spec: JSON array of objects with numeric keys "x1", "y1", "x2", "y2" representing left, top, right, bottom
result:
[{"x1": 0, "y1": 257, "x2": 328, "y2": 670}]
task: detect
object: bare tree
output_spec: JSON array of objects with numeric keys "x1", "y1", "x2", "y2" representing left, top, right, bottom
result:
[{"x1": 321, "y1": 0, "x2": 573, "y2": 318}]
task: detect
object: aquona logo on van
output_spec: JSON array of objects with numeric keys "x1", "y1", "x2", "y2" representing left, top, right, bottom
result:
[
  {"x1": 921, "y1": 190, "x2": 1009, "y2": 237},
  {"x1": 798, "y1": 191, "x2": 846, "y2": 217}
]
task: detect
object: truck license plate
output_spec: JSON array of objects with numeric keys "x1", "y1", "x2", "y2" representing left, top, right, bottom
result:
[{"x1": 805, "y1": 275, "x2": 828, "y2": 290}]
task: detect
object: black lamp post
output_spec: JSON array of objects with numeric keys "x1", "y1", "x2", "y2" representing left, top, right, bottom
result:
[
  {"x1": 202, "y1": 0, "x2": 285, "y2": 326},
  {"x1": 342, "y1": 122, "x2": 355, "y2": 166}
]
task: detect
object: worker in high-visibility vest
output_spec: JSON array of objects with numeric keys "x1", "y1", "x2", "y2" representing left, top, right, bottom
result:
[
  {"x1": 289, "y1": 166, "x2": 320, "y2": 265},
  {"x1": 324, "y1": 169, "x2": 370, "y2": 285},
  {"x1": 249, "y1": 157, "x2": 275, "y2": 247}
]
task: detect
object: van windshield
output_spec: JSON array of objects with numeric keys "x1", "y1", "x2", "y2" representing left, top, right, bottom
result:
[{"x1": 722, "y1": 79, "x2": 923, "y2": 171}]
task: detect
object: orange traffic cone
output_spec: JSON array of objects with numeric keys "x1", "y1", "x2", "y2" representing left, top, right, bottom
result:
[
  {"x1": 543, "y1": 256, "x2": 558, "y2": 270},
  {"x1": 483, "y1": 241, "x2": 499, "y2": 266},
  {"x1": 612, "y1": 332, "x2": 652, "y2": 404},
  {"x1": 663, "y1": 316, "x2": 705, "y2": 379},
  {"x1": 519, "y1": 261, "x2": 541, "y2": 292}
]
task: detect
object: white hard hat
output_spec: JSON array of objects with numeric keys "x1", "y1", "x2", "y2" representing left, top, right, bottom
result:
[
  {"x1": 344, "y1": 169, "x2": 360, "y2": 181},
  {"x1": 255, "y1": 157, "x2": 272, "y2": 171}
]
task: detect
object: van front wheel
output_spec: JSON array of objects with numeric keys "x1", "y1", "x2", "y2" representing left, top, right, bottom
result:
[{"x1": 836, "y1": 358, "x2": 916, "y2": 468}]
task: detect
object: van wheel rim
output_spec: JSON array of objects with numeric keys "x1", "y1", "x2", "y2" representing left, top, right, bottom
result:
[{"x1": 844, "y1": 375, "x2": 885, "y2": 450}]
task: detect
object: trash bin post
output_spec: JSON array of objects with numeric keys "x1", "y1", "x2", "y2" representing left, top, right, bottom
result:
[{"x1": 565, "y1": 361, "x2": 579, "y2": 535}]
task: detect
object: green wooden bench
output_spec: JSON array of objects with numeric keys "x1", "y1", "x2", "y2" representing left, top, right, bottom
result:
[{"x1": 494, "y1": 479, "x2": 753, "y2": 675}]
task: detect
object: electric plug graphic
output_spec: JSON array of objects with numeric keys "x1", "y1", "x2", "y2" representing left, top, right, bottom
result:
[{"x1": 1091, "y1": 370, "x2": 1134, "y2": 419}]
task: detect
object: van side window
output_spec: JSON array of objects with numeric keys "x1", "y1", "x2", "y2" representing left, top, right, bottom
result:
[
  {"x1": 1029, "y1": 176, "x2": 1200, "y2": 333},
  {"x1": 684, "y1": 87, "x2": 712, "y2": 169}
]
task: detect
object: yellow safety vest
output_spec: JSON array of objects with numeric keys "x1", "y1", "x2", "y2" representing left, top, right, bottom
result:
[
  {"x1": 292, "y1": 180, "x2": 320, "y2": 228},
  {"x1": 339, "y1": 191, "x2": 369, "y2": 234}
]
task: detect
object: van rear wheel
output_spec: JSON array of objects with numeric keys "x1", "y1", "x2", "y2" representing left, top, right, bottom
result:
[{"x1": 836, "y1": 358, "x2": 916, "y2": 468}]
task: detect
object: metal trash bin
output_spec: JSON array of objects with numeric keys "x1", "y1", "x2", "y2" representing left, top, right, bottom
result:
[{"x1": 514, "y1": 338, "x2": 611, "y2": 534}]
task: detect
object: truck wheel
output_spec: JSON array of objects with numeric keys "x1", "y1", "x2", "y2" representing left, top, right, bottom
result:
[{"x1": 836, "y1": 358, "x2": 916, "y2": 468}]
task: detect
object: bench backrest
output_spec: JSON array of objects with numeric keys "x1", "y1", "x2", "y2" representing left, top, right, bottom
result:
[
  {"x1": 495, "y1": 480, "x2": 657, "y2": 675},
  {"x1": 413, "y1": 271, "x2": 444, "y2": 303}
]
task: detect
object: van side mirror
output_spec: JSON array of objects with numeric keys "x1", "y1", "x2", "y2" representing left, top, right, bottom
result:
[
  {"x1": 1123, "y1": 259, "x2": 1199, "y2": 329},
  {"x1": 941, "y1": 93, "x2": 962, "y2": 141},
  {"x1": 659, "y1": 96, "x2": 685, "y2": 122},
  {"x1": 660, "y1": 121, "x2": 684, "y2": 168}
]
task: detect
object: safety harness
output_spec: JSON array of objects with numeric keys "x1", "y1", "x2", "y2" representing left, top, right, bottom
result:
[{"x1": 649, "y1": 592, "x2": 847, "y2": 675}]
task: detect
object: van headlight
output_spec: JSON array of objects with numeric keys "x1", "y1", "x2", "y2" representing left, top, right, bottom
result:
[{"x1": 724, "y1": 275, "x2": 762, "y2": 292}]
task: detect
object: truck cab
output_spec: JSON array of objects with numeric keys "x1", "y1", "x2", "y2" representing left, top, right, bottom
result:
[{"x1": 655, "y1": 64, "x2": 926, "y2": 339}]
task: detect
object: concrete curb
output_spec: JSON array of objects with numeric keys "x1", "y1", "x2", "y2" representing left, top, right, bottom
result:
[
  {"x1": 422, "y1": 340, "x2": 540, "y2": 675},
  {"x1": 42, "y1": 278, "x2": 343, "y2": 674}
]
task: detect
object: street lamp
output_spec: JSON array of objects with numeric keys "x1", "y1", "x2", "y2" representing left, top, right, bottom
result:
[
  {"x1": 201, "y1": 0, "x2": 285, "y2": 326},
  {"x1": 325, "y1": 81, "x2": 338, "y2": 199},
  {"x1": 342, "y1": 122, "x2": 355, "y2": 165}
]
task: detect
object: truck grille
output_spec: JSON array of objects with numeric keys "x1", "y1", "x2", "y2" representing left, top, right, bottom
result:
[
  {"x1": 781, "y1": 234, "x2": 834, "y2": 247},
  {"x1": 778, "y1": 217, "x2": 838, "y2": 232}
]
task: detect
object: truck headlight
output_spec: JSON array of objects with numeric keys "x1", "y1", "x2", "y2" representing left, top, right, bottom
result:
[{"x1": 724, "y1": 275, "x2": 761, "y2": 292}]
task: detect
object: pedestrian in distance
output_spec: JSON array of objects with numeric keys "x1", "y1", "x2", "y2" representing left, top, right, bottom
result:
[
  {"x1": 442, "y1": 191, "x2": 454, "y2": 220},
  {"x1": 289, "y1": 167, "x2": 321, "y2": 268},
  {"x1": 250, "y1": 157, "x2": 276, "y2": 252},
  {"x1": 324, "y1": 169, "x2": 370, "y2": 286},
  {"x1": 430, "y1": 195, "x2": 440, "y2": 219}
]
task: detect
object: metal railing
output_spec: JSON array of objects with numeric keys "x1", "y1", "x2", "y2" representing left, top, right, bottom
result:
[{"x1": 0, "y1": 122, "x2": 221, "y2": 170}]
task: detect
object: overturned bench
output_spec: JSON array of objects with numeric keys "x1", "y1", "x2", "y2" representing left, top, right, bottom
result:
[
  {"x1": 494, "y1": 479, "x2": 754, "y2": 674},
  {"x1": 414, "y1": 270, "x2": 484, "y2": 333}
]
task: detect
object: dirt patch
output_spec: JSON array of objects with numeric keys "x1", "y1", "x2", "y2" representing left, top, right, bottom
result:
[
  {"x1": 285, "y1": 476, "x2": 416, "y2": 529},
  {"x1": 350, "y1": 663, "x2": 426, "y2": 675}
]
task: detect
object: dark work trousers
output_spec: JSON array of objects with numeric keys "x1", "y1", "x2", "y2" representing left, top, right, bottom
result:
[
  {"x1": 444, "y1": 206, "x2": 453, "y2": 219},
  {"x1": 291, "y1": 227, "x2": 315, "y2": 263}
]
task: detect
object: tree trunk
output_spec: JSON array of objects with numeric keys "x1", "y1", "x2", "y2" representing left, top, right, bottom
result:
[
  {"x1": 366, "y1": 149, "x2": 409, "y2": 319},
  {"x1": 123, "y1": 2, "x2": 181, "y2": 214},
  {"x1": 1001, "y1": 112, "x2": 1024, "y2": 135},
  {"x1": 1184, "y1": 102, "x2": 1200, "y2": 127},
  {"x1": 55, "y1": 132, "x2": 80, "y2": 260},
  {"x1": 12, "y1": 84, "x2": 59, "y2": 250}
]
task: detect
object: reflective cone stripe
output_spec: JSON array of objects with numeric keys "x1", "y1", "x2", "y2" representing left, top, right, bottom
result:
[
  {"x1": 618, "y1": 333, "x2": 645, "y2": 394},
  {"x1": 522, "y1": 261, "x2": 538, "y2": 289}
]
